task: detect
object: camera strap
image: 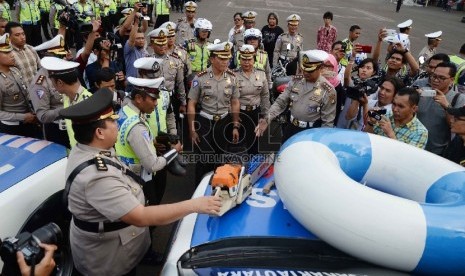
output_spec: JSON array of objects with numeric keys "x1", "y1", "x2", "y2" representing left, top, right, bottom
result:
[{"x1": 63, "y1": 158, "x2": 145, "y2": 207}]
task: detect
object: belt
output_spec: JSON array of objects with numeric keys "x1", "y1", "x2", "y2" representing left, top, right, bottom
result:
[
  {"x1": 199, "y1": 111, "x2": 228, "y2": 121},
  {"x1": 290, "y1": 115, "x2": 314, "y2": 128},
  {"x1": 73, "y1": 216, "x2": 130, "y2": 233},
  {"x1": 240, "y1": 105, "x2": 259, "y2": 112},
  {"x1": 1, "y1": 120, "x2": 20, "y2": 126}
]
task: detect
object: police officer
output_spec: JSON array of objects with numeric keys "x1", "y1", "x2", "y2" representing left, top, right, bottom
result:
[
  {"x1": 153, "y1": 0, "x2": 170, "y2": 28},
  {"x1": 148, "y1": 27, "x2": 186, "y2": 116},
  {"x1": 231, "y1": 11, "x2": 256, "y2": 53},
  {"x1": 15, "y1": 0, "x2": 42, "y2": 46},
  {"x1": 29, "y1": 35, "x2": 71, "y2": 147},
  {"x1": 48, "y1": 0, "x2": 64, "y2": 36},
  {"x1": 238, "y1": 28, "x2": 272, "y2": 86},
  {"x1": 185, "y1": 18, "x2": 211, "y2": 74},
  {"x1": 273, "y1": 14, "x2": 303, "y2": 68},
  {"x1": 41, "y1": 56, "x2": 93, "y2": 147},
  {"x1": 187, "y1": 41, "x2": 240, "y2": 185},
  {"x1": 38, "y1": 0, "x2": 52, "y2": 40},
  {"x1": 73, "y1": 0, "x2": 94, "y2": 49},
  {"x1": 418, "y1": 31, "x2": 442, "y2": 65},
  {"x1": 162, "y1": 21, "x2": 191, "y2": 79},
  {"x1": 0, "y1": 33, "x2": 40, "y2": 138},
  {"x1": 235, "y1": 44, "x2": 269, "y2": 154},
  {"x1": 175, "y1": 1, "x2": 197, "y2": 46},
  {"x1": 0, "y1": 0, "x2": 11, "y2": 22},
  {"x1": 61, "y1": 88, "x2": 221, "y2": 275},
  {"x1": 256, "y1": 50, "x2": 336, "y2": 142}
]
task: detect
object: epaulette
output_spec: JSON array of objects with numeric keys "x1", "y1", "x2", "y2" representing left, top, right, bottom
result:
[
  {"x1": 197, "y1": 70, "x2": 208, "y2": 77},
  {"x1": 293, "y1": 75, "x2": 303, "y2": 80},
  {"x1": 297, "y1": 33, "x2": 304, "y2": 38},
  {"x1": 321, "y1": 81, "x2": 333, "y2": 92},
  {"x1": 232, "y1": 68, "x2": 240, "y2": 73},
  {"x1": 95, "y1": 156, "x2": 108, "y2": 171},
  {"x1": 170, "y1": 51, "x2": 181, "y2": 59},
  {"x1": 177, "y1": 18, "x2": 183, "y2": 22},
  {"x1": 278, "y1": 33, "x2": 286, "y2": 38},
  {"x1": 36, "y1": 75, "x2": 46, "y2": 85},
  {"x1": 226, "y1": 69, "x2": 236, "y2": 76}
]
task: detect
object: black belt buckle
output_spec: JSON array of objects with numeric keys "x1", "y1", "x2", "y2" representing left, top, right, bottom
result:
[
  {"x1": 292, "y1": 118, "x2": 299, "y2": 127},
  {"x1": 246, "y1": 105, "x2": 253, "y2": 112},
  {"x1": 213, "y1": 115, "x2": 221, "y2": 121}
]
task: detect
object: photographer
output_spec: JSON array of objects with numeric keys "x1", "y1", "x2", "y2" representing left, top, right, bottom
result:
[
  {"x1": 364, "y1": 87, "x2": 428, "y2": 149},
  {"x1": 124, "y1": 4, "x2": 149, "y2": 79},
  {"x1": 16, "y1": 243, "x2": 56, "y2": 276},
  {"x1": 85, "y1": 37, "x2": 125, "y2": 93},
  {"x1": 336, "y1": 56, "x2": 378, "y2": 130}
]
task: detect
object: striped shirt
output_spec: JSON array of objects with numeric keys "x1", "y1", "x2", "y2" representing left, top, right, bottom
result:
[
  {"x1": 12, "y1": 44, "x2": 41, "y2": 88},
  {"x1": 374, "y1": 111, "x2": 428, "y2": 149}
]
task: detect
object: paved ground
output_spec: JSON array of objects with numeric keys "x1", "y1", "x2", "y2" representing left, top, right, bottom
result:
[{"x1": 136, "y1": 0, "x2": 465, "y2": 274}]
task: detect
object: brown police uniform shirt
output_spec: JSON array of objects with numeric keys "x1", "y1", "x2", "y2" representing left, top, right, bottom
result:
[
  {"x1": 231, "y1": 28, "x2": 245, "y2": 52},
  {"x1": 267, "y1": 75, "x2": 336, "y2": 127},
  {"x1": 67, "y1": 144, "x2": 150, "y2": 275},
  {"x1": 175, "y1": 17, "x2": 195, "y2": 46},
  {"x1": 28, "y1": 67, "x2": 63, "y2": 124},
  {"x1": 273, "y1": 32, "x2": 304, "y2": 67},
  {"x1": 188, "y1": 67, "x2": 238, "y2": 115},
  {"x1": 235, "y1": 68, "x2": 270, "y2": 116},
  {"x1": 153, "y1": 52, "x2": 186, "y2": 105},
  {"x1": 167, "y1": 44, "x2": 192, "y2": 77},
  {"x1": 0, "y1": 68, "x2": 30, "y2": 123}
]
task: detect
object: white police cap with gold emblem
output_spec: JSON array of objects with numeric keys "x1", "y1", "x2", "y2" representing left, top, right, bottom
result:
[
  {"x1": 34, "y1": 35, "x2": 66, "y2": 55},
  {"x1": 242, "y1": 11, "x2": 257, "y2": 22},
  {"x1": 40, "y1": 56, "x2": 79, "y2": 77},
  {"x1": 160, "y1": 21, "x2": 177, "y2": 36},
  {"x1": 147, "y1": 27, "x2": 168, "y2": 45},
  {"x1": 397, "y1": 19, "x2": 413, "y2": 29},
  {"x1": 239, "y1": 44, "x2": 255, "y2": 60},
  {"x1": 425, "y1": 31, "x2": 442, "y2": 40},
  {"x1": 300, "y1": 50, "x2": 328, "y2": 72},
  {"x1": 0, "y1": 33, "x2": 12, "y2": 53},
  {"x1": 207, "y1": 41, "x2": 232, "y2": 59},
  {"x1": 287, "y1": 14, "x2": 301, "y2": 25},
  {"x1": 184, "y1": 1, "x2": 197, "y2": 11},
  {"x1": 133, "y1": 57, "x2": 164, "y2": 71},
  {"x1": 128, "y1": 77, "x2": 165, "y2": 99}
]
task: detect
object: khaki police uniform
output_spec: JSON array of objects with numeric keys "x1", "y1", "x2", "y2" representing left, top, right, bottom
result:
[
  {"x1": 231, "y1": 28, "x2": 245, "y2": 53},
  {"x1": 152, "y1": 52, "x2": 186, "y2": 105},
  {"x1": 273, "y1": 32, "x2": 304, "y2": 67},
  {"x1": 268, "y1": 75, "x2": 336, "y2": 142},
  {"x1": 235, "y1": 67, "x2": 269, "y2": 154},
  {"x1": 175, "y1": 17, "x2": 196, "y2": 46}
]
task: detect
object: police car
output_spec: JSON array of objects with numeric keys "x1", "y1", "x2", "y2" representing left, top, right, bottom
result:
[
  {"x1": 0, "y1": 134, "x2": 73, "y2": 275},
  {"x1": 161, "y1": 164, "x2": 408, "y2": 276}
]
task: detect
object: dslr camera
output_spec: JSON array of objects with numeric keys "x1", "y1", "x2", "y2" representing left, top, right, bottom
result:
[
  {"x1": 368, "y1": 109, "x2": 387, "y2": 121},
  {"x1": 0, "y1": 223, "x2": 62, "y2": 274},
  {"x1": 346, "y1": 78, "x2": 379, "y2": 100}
]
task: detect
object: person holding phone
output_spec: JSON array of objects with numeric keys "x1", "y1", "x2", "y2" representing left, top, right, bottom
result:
[{"x1": 365, "y1": 87, "x2": 428, "y2": 149}]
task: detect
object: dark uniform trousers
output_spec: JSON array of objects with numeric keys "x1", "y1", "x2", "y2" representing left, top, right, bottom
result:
[
  {"x1": 40, "y1": 11, "x2": 52, "y2": 40},
  {"x1": 193, "y1": 114, "x2": 232, "y2": 185},
  {"x1": 282, "y1": 119, "x2": 321, "y2": 143},
  {"x1": 238, "y1": 108, "x2": 260, "y2": 155},
  {"x1": 0, "y1": 122, "x2": 41, "y2": 138},
  {"x1": 43, "y1": 123, "x2": 70, "y2": 148}
]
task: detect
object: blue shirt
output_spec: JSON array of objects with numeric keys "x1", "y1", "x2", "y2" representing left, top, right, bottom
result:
[{"x1": 124, "y1": 41, "x2": 149, "y2": 79}]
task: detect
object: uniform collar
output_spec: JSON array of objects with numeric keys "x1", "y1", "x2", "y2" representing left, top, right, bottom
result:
[{"x1": 76, "y1": 143, "x2": 116, "y2": 156}]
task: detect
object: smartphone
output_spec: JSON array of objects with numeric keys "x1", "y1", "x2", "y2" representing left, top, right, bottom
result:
[
  {"x1": 360, "y1": 45, "x2": 372, "y2": 54},
  {"x1": 421, "y1": 89, "x2": 437, "y2": 97}
]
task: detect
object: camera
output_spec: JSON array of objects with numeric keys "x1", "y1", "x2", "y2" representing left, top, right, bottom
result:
[
  {"x1": 346, "y1": 78, "x2": 379, "y2": 100},
  {"x1": 140, "y1": 1, "x2": 148, "y2": 8},
  {"x1": 368, "y1": 109, "x2": 387, "y2": 121},
  {"x1": 106, "y1": 32, "x2": 123, "y2": 51},
  {"x1": 0, "y1": 223, "x2": 61, "y2": 274}
]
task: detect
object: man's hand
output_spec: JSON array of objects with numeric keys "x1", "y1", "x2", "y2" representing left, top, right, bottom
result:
[
  {"x1": 23, "y1": 113, "x2": 38, "y2": 124},
  {"x1": 190, "y1": 131, "x2": 200, "y2": 146},
  {"x1": 179, "y1": 105, "x2": 186, "y2": 115},
  {"x1": 134, "y1": 2, "x2": 142, "y2": 11},
  {"x1": 154, "y1": 142, "x2": 167, "y2": 153},
  {"x1": 378, "y1": 28, "x2": 388, "y2": 42},
  {"x1": 378, "y1": 116, "x2": 395, "y2": 139},
  {"x1": 115, "y1": 71, "x2": 125, "y2": 82},
  {"x1": 190, "y1": 195, "x2": 222, "y2": 216},
  {"x1": 172, "y1": 141, "x2": 183, "y2": 152},
  {"x1": 91, "y1": 19, "x2": 101, "y2": 32},
  {"x1": 255, "y1": 118, "x2": 268, "y2": 137},
  {"x1": 232, "y1": 128, "x2": 239, "y2": 143},
  {"x1": 433, "y1": 89, "x2": 449, "y2": 109},
  {"x1": 17, "y1": 243, "x2": 57, "y2": 276}
]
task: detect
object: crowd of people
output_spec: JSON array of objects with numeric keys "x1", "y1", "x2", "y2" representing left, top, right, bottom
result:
[{"x1": 1, "y1": 0, "x2": 465, "y2": 275}]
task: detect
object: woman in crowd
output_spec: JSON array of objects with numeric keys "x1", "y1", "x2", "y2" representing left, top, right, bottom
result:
[{"x1": 261, "y1": 12, "x2": 284, "y2": 68}]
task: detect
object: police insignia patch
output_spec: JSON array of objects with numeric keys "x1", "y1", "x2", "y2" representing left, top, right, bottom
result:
[
  {"x1": 36, "y1": 89, "x2": 45, "y2": 99},
  {"x1": 142, "y1": 130, "x2": 151, "y2": 141},
  {"x1": 192, "y1": 80, "x2": 199, "y2": 87},
  {"x1": 329, "y1": 93, "x2": 336, "y2": 104}
]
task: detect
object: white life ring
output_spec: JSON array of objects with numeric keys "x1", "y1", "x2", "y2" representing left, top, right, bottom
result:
[{"x1": 275, "y1": 128, "x2": 465, "y2": 275}]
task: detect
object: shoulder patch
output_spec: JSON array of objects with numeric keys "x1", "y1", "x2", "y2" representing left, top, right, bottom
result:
[
  {"x1": 226, "y1": 69, "x2": 235, "y2": 76},
  {"x1": 36, "y1": 89, "x2": 45, "y2": 99},
  {"x1": 293, "y1": 75, "x2": 303, "y2": 80},
  {"x1": 197, "y1": 70, "x2": 208, "y2": 77},
  {"x1": 95, "y1": 156, "x2": 108, "y2": 171},
  {"x1": 36, "y1": 75, "x2": 46, "y2": 85},
  {"x1": 192, "y1": 79, "x2": 199, "y2": 88}
]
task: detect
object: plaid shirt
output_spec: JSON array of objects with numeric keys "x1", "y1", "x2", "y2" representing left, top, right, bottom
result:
[
  {"x1": 373, "y1": 111, "x2": 428, "y2": 149},
  {"x1": 316, "y1": 25, "x2": 337, "y2": 53},
  {"x1": 12, "y1": 44, "x2": 41, "y2": 88}
]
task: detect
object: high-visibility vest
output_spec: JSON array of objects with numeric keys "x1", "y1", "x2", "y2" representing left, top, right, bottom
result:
[
  {"x1": 187, "y1": 40, "x2": 210, "y2": 72},
  {"x1": 0, "y1": 2, "x2": 11, "y2": 21},
  {"x1": 63, "y1": 89, "x2": 92, "y2": 148},
  {"x1": 38, "y1": 0, "x2": 50, "y2": 12},
  {"x1": 450, "y1": 55, "x2": 465, "y2": 84},
  {"x1": 146, "y1": 90, "x2": 170, "y2": 137},
  {"x1": 52, "y1": 3, "x2": 64, "y2": 29},
  {"x1": 235, "y1": 49, "x2": 268, "y2": 70},
  {"x1": 73, "y1": 2, "x2": 93, "y2": 22},
  {"x1": 154, "y1": 0, "x2": 169, "y2": 15},
  {"x1": 19, "y1": 0, "x2": 40, "y2": 25},
  {"x1": 115, "y1": 104, "x2": 152, "y2": 166}
]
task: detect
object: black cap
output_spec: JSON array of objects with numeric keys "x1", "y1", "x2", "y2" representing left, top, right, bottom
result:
[
  {"x1": 59, "y1": 88, "x2": 119, "y2": 124},
  {"x1": 447, "y1": 106, "x2": 465, "y2": 117}
]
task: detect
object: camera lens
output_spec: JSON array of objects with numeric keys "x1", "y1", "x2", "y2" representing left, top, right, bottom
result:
[{"x1": 32, "y1": 223, "x2": 62, "y2": 246}]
